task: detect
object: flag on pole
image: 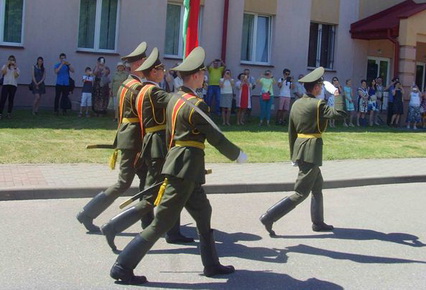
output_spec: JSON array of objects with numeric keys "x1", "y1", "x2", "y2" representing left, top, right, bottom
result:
[{"x1": 183, "y1": 0, "x2": 200, "y2": 57}]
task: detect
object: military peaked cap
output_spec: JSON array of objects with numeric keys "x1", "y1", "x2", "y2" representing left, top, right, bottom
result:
[
  {"x1": 136, "y1": 47, "x2": 161, "y2": 72},
  {"x1": 121, "y1": 41, "x2": 147, "y2": 63},
  {"x1": 298, "y1": 67, "x2": 324, "y2": 83},
  {"x1": 171, "y1": 47, "x2": 206, "y2": 74}
]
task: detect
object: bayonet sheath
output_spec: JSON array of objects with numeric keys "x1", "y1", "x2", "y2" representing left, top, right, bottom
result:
[
  {"x1": 86, "y1": 144, "x2": 115, "y2": 149},
  {"x1": 119, "y1": 181, "x2": 163, "y2": 209},
  {"x1": 119, "y1": 169, "x2": 213, "y2": 209}
]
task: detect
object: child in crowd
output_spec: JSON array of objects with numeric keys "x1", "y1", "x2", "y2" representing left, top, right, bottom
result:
[
  {"x1": 406, "y1": 85, "x2": 422, "y2": 129},
  {"x1": 79, "y1": 67, "x2": 94, "y2": 118}
]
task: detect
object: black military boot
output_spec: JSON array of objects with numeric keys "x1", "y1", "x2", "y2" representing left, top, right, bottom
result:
[
  {"x1": 200, "y1": 230, "x2": 235, "y2": 277},
  {"x1": 311, "y1": 192, "x2": 334, "y2": 232},
  {"x1": 101, "y1": 201, "x2": 154, "y2": 252},
  {"x1": 259, "y1": 197, "x2": 296, "y2": 236},
  {"x1": 76, "y1": 191, "x2": 114, "y2": 232},
  {"x1": 165, "y1": 216, "x2": 194, "y2": 244},
  {"x1": 110, "y1": 235, "x2": 155, "y2": 285}
]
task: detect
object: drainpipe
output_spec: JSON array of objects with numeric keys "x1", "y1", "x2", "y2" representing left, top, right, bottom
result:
[
  {"x1": 387, "y1": 28, "x2": 400, "y2": 77},
  {"x1": 221, "y1": 0, "x2": 229, "y2": 62}
]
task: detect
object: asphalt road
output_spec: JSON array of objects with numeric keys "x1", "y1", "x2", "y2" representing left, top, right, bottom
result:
[{"x1": 1, "y1": 183, "x2": 425, "y2": 289}]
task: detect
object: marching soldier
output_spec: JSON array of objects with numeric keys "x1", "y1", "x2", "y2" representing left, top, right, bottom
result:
[
  {"x1": 100, "y1": 47, "x2": 193, "y2": 251},
  {"x1": 260, "y1": 67, "x2": 347, "y2": 236},
  {"x1": 109, "y1": 47, "x2": 248, "y2": 285},
  {"x1": 76, "y1": 42, "x2": 148, "y2": 232}
]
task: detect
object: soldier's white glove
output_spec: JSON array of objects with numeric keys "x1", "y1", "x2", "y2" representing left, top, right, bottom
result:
[
  {"x1": 324, "y1": 81, "x2": 338, "y2": 95},
  {"x1": 236, "y1": 151, "x2": 248, "y2": 164}
]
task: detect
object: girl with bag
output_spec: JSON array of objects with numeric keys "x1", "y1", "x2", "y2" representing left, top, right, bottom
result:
[
  {"x1": 257, "y1": 70, "x2": 276, "y2": 126},
  {"x1": 31, "y1": 57, "x2": 46, "y2": 115}
]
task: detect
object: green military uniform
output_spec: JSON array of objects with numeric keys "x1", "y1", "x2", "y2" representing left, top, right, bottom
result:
[
  {"x1": 260, "y1": 67, "x2": 347, "y2": 236},
  {"x1": 100, "y1": 48, "x2": 193, "y2": 252},
  {"x1": 111, "y1": 47, "x2": 244, "y2": 285},
  {"x1": 77, "y1": 42, "x2": 148, "y2": 233}
]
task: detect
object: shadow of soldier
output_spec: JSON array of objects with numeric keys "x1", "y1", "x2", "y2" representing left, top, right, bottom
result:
[
  {"x1": 149, "y1": 228, "x2": 287, "y2": 264},
  {"x1": 275, "y1": 227, "x2": 426, "y2": 247},
  {"x1": 284, "y1": 244, "x2": 426, "y2": 265},
  {"x1": 139, "y1": 269, "x2": 343, "y2": 289}
]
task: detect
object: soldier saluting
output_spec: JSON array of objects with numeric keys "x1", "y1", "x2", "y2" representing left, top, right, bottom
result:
[
  {"x1": 260, "y1": 67, "x2": 347, "y2": 236},
  {"x1": 110, "y1": 47, "x2": 248, "y2": 285},
  {"x1": 100, "y1": 47, "x2": 193, "y2": 252},
  {"x1": 76, "y1": 42, "x2": 148, "y2": 232}
]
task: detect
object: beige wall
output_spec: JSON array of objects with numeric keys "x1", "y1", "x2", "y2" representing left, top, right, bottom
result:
[
  {"x1": 311, "y1": 0, "x2": 340, "y2": 24},
  {"x1": 244, "y1": 0, "x2": 277, "y2": 15},
  {"x1": 367, "y1": 40, "x2": 395, "y2": 59},
  {"x1": 399, "y1": 10, "x2": 426, "y2": 46},
  {"x1": 416, "y1": 42, "x2": 426, "y2": 62},
  {"x1": 358, "y1": 0, "x2": 403, "y2": 19}
]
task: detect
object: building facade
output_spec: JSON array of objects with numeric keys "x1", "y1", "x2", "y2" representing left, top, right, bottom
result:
[{"x1": 1, "y1": 0, "x2": 426, "y2": 113}]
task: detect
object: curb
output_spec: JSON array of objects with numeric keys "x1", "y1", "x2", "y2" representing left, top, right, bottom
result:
[{"x1": 1, "y1": 175, "x2": 425, "y2": 201}]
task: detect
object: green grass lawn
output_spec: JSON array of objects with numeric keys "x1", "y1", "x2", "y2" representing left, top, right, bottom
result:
[{"x1": 0, "y1": 109, "x2": 425, "y2": 164}]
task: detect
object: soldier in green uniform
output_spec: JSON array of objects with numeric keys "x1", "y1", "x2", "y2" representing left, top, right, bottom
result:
[
  {"x1": 100, "y1": 47, "x2": 193, "y2": 252},
  {"x1": 109, "y1": 47, "x2": 248, "y2": 285},
  {"x1": 76, "y1": 42, "x2": 148, "y2": 232},
  {"x1": 260, "y1": 67, "x2": 347, "y2": 237}
]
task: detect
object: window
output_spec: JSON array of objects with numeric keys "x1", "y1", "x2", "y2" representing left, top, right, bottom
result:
[
  {"x1": 241, "y1": 13, "x2": 272, "y2": 64},
  {"x1": 78, "y1": 0, "x2": 119, "y2": 51},
  {"x1": 165, "y1": 4, "x2": 183, "y2": 57},
  {"x1": 164, "y1": 3, "x2": 203, "y2": 58},
  {"x1": 308, "y1": 23, "x2": 336, "y2": 69},
  {"x1": 0, "y1": 0, "x2": 24, "y2": 45}
]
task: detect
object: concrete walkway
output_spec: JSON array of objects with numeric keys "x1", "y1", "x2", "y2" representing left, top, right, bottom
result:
[{"x1": 1, "y1": 158, "x2": 425, "y2": 200}]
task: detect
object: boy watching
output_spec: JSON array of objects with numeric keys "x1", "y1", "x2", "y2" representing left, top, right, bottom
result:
[{"x1": 80, "y1": 67, "x2": 94, "y2": 117}]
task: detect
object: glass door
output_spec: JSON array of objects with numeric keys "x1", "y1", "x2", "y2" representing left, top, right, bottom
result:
[
  {"x1": 367, "y1": 57, "x2": 390, "y2": 85},
  {"x1": 416, "y1": 63, "x2": 425, "y2": 90}
]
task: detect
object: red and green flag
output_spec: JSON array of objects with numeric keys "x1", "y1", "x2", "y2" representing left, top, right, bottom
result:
[{"x1": 183, "y1": 0, "x2": 200, "y2": 57}]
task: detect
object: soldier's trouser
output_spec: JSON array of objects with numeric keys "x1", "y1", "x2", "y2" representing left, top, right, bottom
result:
[
  {"x1": 115, "y1": 176, "x2": 216, "y2": 271},
  {"x1": 140, "y1": 158, "x2": 164, "y2": 229},
  {"x1": 82, "y1": 149, "x2": 146, "y2": 220},
  {"x1": 139, "y1": 158, "x2": 184, "y2": 238},
  {"x1": 262, "y1": 161, "x2": 324, "y2": 224},
  {"x1": 291, "y1": 161, "x2": 325, "y2": 224}
]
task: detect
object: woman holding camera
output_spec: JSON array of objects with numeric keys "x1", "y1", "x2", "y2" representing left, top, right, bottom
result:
[
  {"x1": 257, "y1": 70, "x2": 276, "y2": 126},
  {"x1": 390, "y1": 81, "x2": 405, "y2": 127},
  {"x1": 0, "y1": 55, "x2": 20, "y2": 119},
  {"x1": 92, "y1": 56, "x2": 111, "y2": 116}
]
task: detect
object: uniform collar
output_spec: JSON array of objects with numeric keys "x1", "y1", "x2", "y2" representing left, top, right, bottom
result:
[
  {"x1": 180, "y1": 86, "x2": 199, "y2": 97},
  {"x1": 144, "y1": 80, "x2": 159, "y2": 87},
  {"x1": 130, "y1": 74, "x2": 145, "y2": 83}
]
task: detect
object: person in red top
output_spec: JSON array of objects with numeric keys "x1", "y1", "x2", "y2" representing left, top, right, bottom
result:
[{"x1": 235, "y1": 72, "x2": 252, "y2": 125}]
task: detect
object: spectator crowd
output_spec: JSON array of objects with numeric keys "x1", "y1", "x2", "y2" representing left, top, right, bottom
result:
[{"x1": 1, "y1": 53, "x2": 426, "y2": 129}]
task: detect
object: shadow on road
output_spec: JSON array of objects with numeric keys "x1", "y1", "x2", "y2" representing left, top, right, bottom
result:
[
  {"x1": 284, "y1": 244, "x2": 426, "y2": 264},
  {"x1": 139, "y1": 269, "x2": 343, "y2": 289},
  {"x1": 276, "y1": 227, "x2": 426, "y2": 247}
]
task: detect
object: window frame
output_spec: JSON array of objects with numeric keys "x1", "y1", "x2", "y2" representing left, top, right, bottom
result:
[
  {"x1": 164, "y1": 3, "x2": 204, "y2": 59},
  {"x1": 164, "y1": 3, "x2": 185, "y2": 59},
  {"x1": 77, "y1": 0, "x2": 120, "y2": 53},
  {"x1": 308, "y1": 22, "x2": 336, "y2": 70},
  {"x1": 240, "y1": 12, "x2": 273, "y2": 66},
  {"x1": 0, "y1": 0, "x2": 25, "y2": 46}
]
